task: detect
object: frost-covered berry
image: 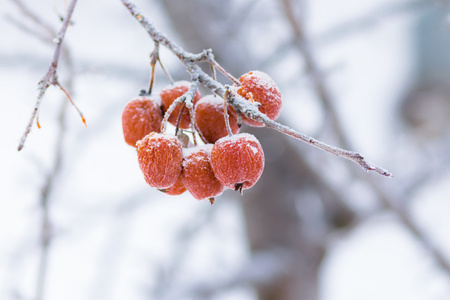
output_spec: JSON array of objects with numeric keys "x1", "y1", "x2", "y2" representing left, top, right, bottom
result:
[
  {"x1": 159, "y1": 175, "x2": 186, "y2": 196},
  {"x1": 182, "y1": 145, "x2": 225, "y2": 200},
  {"x1": 122, "y1": 96, "x2": 163, "y2": 147},
  {"x1": 237, "y1": 70, "x2": 282, "y2": 127},
  {"x1": 137, "y1": 133, "x2": 183, "y2": 188},
  {"x1": 160, "y1": 81, "x2": 202, "y2": 129},
  {"x1": 194, "y1": 95, "x2": 240, "y2": 144},
  {"x1": 210, "y1": 133, "x2": 265, "y2": 191}
]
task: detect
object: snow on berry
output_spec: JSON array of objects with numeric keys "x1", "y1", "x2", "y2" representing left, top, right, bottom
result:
[
  {"x1": 122, "y1": 96, "x2": 163, "y2": 147},
  {"x1": 137, "y1": 132, "x2": 183, "y2": 188},
  {"x1": 182, "y1": 144, "x2": 225, "y2": 200},
  {"x1": 237, "y1": 70, "x2": 282, "y2": 127},
  {"x1": 195, "y1": 95, "x2": 240, "y2": 144},
  {"x1": 210, "y1": 133, "x2": 265, "y2": 191},
  {"x1": 160, "y1": 81, "x2": 202, "y2": 129}
]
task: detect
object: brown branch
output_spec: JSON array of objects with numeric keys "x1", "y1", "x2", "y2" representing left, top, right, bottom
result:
[
  {"x1": 17, "y1": 0, "x2": 79, "y2": 151},
  {"x1": 120, "y1": 0, "x2": 391, "y2": 177}
]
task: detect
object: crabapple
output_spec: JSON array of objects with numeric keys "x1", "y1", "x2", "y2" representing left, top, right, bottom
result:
[
  {"x1": 159, "y1": 175, "x2": 186, "y2": 196},
  {"x1": 137, "y1": 132, "x2": 183, "y2": 188},
  {"x1": 237, "y1": 70, "x2": 282, "y2": 127},
  {"x1": 210, "y1": 133, "x2": 265, "y2": 192},
  {"x1": 194, "y1": 95, "x2": 240, "y2": 144},
  {"x1": 182, "y1": 145, "x2": 225, "y2": 200},
  {"x1": 122, "y1": 96, "x2": 163, "y2": 147},
  {"x1": 160, "y1": 81, "x2": 202, "y2": 129}
]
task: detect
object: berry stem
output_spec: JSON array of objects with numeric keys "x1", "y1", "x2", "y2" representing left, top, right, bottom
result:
[
  {"x1": 158, "y1": 58, "x2": 174, "y2": 84},
  {"x1": 223, "y1": 87, "x2": 233, "y2": 137},
  {"x1": 147, "y1": 42, "x2": 159, "y2": 95},
  {"x1": 207, "y1": 52, "x2": 240, "y2": 85},
  {"x1": 57, "y1": 82, "x2": 86, "y2": 127}
]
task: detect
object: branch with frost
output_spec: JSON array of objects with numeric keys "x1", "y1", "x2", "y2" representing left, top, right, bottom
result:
[
  {"x1": 17, "y1": 0, "x2": 84, "y2": 151},
  {"x1": 121, "y1": 0, "x2": 391, "y2": 177}
]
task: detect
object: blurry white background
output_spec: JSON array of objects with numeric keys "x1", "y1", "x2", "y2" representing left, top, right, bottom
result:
[{"x1": 1, "y1": 0, "x2": 450, "y2": 300}]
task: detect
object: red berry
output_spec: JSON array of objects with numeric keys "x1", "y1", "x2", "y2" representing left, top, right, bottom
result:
[
  {"x1": 237, "y1": 70, "x2": 282, "y2": 127},
  {"x1": 210, "y1": 133, "x2": 265, "y2": 191},
  {"x1": 182, "y1": 145, "x2": 225, "y2": 200},
  {"x1": 160, "y1": 81, "x2": 202, "y2": 129},
  {"x1": 122, "y1": 96, "x2": 163, "y2": 147},
  {"x1": 194, "y1": 95, "x2": 240, "y2": 144},
  {"x1": 137, "y1": 133, "x2": 183, "y2": 188},
  {"x1": 159, "y1": 175, "x2": 186, "y2": 196}
]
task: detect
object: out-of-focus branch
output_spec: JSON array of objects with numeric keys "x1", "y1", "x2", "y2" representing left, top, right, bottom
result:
[
  {"x1": 280, "y1": 0, "x2": 450, "y2": 276},
  {"x1": 262, "y1": 0, "x2": 442, "y2": 69},
  {"x1": 17, "y1": 0, "x2": 81, "y2": 152},
  {"x1": 280, "y1": 0, "x2": 352, "y2": 149},
  {"x1": 8, "y1": 0, "x2": 55, "y2": 38},
  {"x1": 120, "y1": 0, "x2": 391, "y2": 177},
  {"x1": 316, "y1": 0, "x2": 444, "y2": 46}
]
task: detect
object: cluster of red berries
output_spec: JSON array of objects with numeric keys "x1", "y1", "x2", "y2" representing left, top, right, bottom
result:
[{"x1": 122, "y1": 70, "x2": 282, "y2": 202}]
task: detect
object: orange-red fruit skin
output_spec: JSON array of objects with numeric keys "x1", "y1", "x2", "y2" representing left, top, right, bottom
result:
[
  {"x1": 210, "y1": 133, "x2": 265, "y2": 190},
  {"x1": 194, "y1": 95, "x2": 240, "y2": 144},
  {"x1": 122, "y1": 96, "x2": 163, "y2": 147},
  {"x1": 137, "y1": 133, "x2": 183, "y2": 189},
  {"x1": 160, "y1": 81, "x2": 202, "y2": 129},
  {"x1": 159, "y1": 175, "x2": 186, "y2": 196},
  {"x1": 237, "y1": 70, "x2": 282, "y2": 127},
  {"x1": 182, "y1": 145, "x2": 225, "y2": 200}
]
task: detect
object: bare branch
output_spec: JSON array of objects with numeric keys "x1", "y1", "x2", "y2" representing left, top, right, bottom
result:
[{"x1": 17, "y1": 0, "x2": 79, "y2": 151}]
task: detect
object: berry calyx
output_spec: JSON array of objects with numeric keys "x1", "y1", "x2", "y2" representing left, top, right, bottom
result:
[
  {"x1": 160, "y1": 81, "x2": 202, "y2": 129},
  {"x1": 237, "y1": 70, "x2": 282, "y2": 127},
  {"x1": 122, "y1": 96, "x2": 163, "y2": 147},
  {"x1": 159, "y1": 175, "x2": 186, "y2": 196},
  {"x1": 181, "y1": 145, "x2": 225, "y2": 200},
  {"x1": 137, "y1": 132, "x2": 183, "y2": 188},
  {"x1": 210, "y1": 133, "x2": 265, "y2": 191},
  {"x1": 194, "y1": 95, "x2": 240, "y2": 144}
]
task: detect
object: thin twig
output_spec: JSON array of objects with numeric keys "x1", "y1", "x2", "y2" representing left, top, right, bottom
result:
[
  {"x1": 9, "y1": 0, "x2": 56, "y2": 38},
  {"x1": 17, "y1": 0, "x2": 79, "y2": 151},
  {"x1": 121, "y1": 0, "x2": 391, "y2": 177}
]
